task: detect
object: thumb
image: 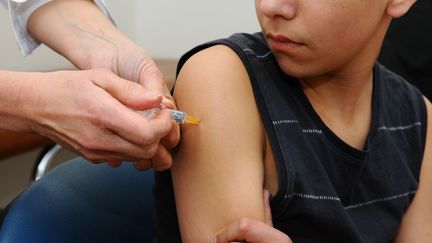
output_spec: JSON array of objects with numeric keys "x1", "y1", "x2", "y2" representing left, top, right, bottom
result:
[{"x1": 92, "y1": 71, "x2": 163, "y2": 110}]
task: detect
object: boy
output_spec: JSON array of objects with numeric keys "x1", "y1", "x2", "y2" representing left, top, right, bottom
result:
[{"x1": 154, "y1": 0, "x2": 432, "y2": 242}]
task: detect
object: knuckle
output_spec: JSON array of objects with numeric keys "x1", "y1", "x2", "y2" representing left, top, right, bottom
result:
[
  {"x1": 94, "y1": 68, "x2": 113, "y2": 78},
  {"x1": 140, "y1": 58, "x2": 163, "y2": 80},
  {"x1": 88, "y1": 106, "x2": 108, "y2": 126},
  {"x1": 80, "y1": 139, "x2": 101, "y2": 151},
  {"x1": 121, "y1": 82, "x2": 143, "y2": 103},
  {"x1": 107, "y1": 161, "x2": 122, "y2": 168},
  {"x1": 153, "y1": 160, "x2": 172, "y2": 172},
  {"x1": 90, "y1": 111, "x2": 115, "y2": 132},
  {"x1": 81, "y1": 102, "x2": 108, "y2": 128},
  {"x1": 163, "y1": 119, "x2": 174, "y2": 131},
  {"x1": 85, "y1": 153, "x2": 100, "y2": 163},
  {"x1": 238, "y1": 218, "x2": 252, "y2": 233},
  {"x1": 142, "y1": 129, "x2": 157, "y2": 144},
  {"x1": 79, "y1": 149, "x2": 109, "y2": 164},
  {"x1": 165, "y1": 126, "x2": 180, "y2": 148},
  {"x1": 143, "y1": 145, "x2": 158, "y2": 158},
  {"x1": 133, "y1": 161, "x2": 152, "y2": 171},
  {"x1": 77, "y1": 147, "x2": 100, "y2": 163},
  {"x1": 86, "y1": 103, "x2": 102, "y2": 117},
  {"x1": 156, "y1": 124, "x2": 172, "y2": 140}
]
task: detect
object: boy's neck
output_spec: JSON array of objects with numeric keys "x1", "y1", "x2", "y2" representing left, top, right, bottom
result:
[
  {"x1": 300, "y1": 66, "x2": 373, "y2": 114},
  {"x1": 299, "y1": 67, "x2": 374, "y2": 149}
]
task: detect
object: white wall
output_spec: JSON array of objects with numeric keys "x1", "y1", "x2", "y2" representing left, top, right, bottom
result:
[
  {"x1": 0, "y1": 0, "x2": 260, "y2": 71},
  {"x1": 0, "y1": 4, "x2": 72, "y2": 71},
  {"x1": 133, "y1": 0, "x2": 260, "y2": 59}
]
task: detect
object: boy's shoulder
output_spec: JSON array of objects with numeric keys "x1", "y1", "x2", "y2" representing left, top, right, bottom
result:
[
  {"x1": 375, "y1": 62, "x2": 428, "y2": 146},
  {"x1": 176, "y1": 32, "x2": 270, "y2": 77},
  {"x1": 173, "y1": 43, "x2": 252, "y2": 101},
  {"x1": 376, "y1": 62, "x2": 424, "y2": 99}
]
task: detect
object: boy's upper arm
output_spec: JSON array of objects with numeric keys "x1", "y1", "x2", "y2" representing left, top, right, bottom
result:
[
  {"x1": 171, "y1": 45, "x2": 267, "y2": 243},
  {"x1": 395, "y1": 97, "x2": 432, "y2": 242}
]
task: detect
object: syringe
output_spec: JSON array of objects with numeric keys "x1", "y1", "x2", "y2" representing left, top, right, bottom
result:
[{"x1": 139, "y1": 108, "x2": 200, "y2": 125}]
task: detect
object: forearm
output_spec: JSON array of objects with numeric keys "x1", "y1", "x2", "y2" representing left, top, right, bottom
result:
[
  {"x1": 27, "y1": 0, "x2": 143, "y2": 71},
  {"x1": 0, "y1": 70, "x2": 38, "y2": 132}
]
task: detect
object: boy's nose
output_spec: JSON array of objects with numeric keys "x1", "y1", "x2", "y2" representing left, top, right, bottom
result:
[{"x1": 258, "y1": 0, "x2": 297, "y2": 20}]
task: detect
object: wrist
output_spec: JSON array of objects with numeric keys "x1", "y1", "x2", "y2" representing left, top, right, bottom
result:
[
  {"x1": 84, "y1": 33, "x2": 143, "y2": 70},
  {"x1": 82, "y1": 32, "x2": 151, "y2": 84},
  {"x1": 59, "y1": 18, "x2": 147, "y2": 77},
  {"x1": 0, "y1": 71, "x2": 41, "y2": 132},
  {"x1": 27, "y1": 0, "x2": 130, "y2": 70}
]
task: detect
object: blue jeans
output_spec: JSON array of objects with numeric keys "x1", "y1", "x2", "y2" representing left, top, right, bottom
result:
[{"x1": 0, "y1": 157, "x2": 155, "y2": 243}]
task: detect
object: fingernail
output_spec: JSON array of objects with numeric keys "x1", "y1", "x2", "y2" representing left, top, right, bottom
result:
[
  {"x1": 211, "y1": 237, "x2": 217, "y2": 243},
  {"x1": 142, "y1": 91, "x2": 161, "y2": 99},
  {"x1": 150, "y1": 94, "x2": 163, "y2": 101}
]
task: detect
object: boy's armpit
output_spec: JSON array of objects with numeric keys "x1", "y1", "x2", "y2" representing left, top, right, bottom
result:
[{"x1": 171, "y1": 45, "x2": 267, "y2": 243}]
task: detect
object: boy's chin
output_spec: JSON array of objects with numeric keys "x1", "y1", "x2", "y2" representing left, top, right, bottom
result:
[{"x1": 278, "y1": 62, "x2": 324, "y2": 79}]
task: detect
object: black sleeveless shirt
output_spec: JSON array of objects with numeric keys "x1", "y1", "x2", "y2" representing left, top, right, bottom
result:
[{"x1": 154, "y1": 33, "x2": 428, "y2": 243}]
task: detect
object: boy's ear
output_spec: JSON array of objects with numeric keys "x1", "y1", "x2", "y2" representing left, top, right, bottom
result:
[{"x1": 386, "y1": 0, "x2": 416, "y2": 18}]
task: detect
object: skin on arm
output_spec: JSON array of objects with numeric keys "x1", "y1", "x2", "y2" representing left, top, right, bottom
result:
[
  {"x1": 394, "y1": 97, "x2": 432, "y2": 242},
  {"x1": 171, "y1": 45, "x2": 268, "y2": 242}
]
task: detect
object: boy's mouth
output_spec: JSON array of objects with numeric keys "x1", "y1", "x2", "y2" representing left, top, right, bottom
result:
[{"x1": 266, "y1": 33, "x2": 304, "y2": 52}]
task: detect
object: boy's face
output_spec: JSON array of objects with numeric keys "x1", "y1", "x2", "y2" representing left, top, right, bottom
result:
[{"x1": 255, "y1": 0, "x2": 391, "y2": 78}]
